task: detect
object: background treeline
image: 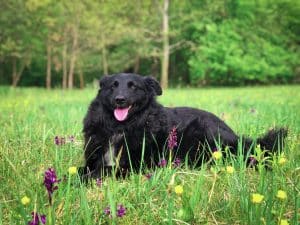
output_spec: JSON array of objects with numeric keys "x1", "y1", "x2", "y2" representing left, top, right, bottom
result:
[{"x1": 0, "y1": 0, "x2": 299, "y2": 88}]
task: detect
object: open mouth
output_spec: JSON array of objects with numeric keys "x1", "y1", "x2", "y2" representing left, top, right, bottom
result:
[{"x1": 114, "y1": 105, "x2": 132, "y2": 121}]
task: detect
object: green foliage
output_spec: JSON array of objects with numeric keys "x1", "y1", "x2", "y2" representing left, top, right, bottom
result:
[
  {"x1": 188, "y1": 20, "x2": 299, "y2": 85},
  {"x1": 188, "y1": 0, "x2": 300, "y2": 85},
  {"x1": 0, "y1": 0, "x2": 299, "y2": 87}
]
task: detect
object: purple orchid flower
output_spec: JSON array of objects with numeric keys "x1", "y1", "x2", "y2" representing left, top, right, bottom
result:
[
  {"x1": 28, "y1": 212, "x2": 46, "y2": 225},
  {"x1": 117, "y1": 204, "x2": 126, "y2": 217},
  {"x1": 168, "y1": 127, "x2": 178, "y2": 150},
  {"x1": 158, "y1": 159, "x2": 167, "y2": 167},
  {"x1": 173, "y1": 157, "x2": 181, "y2": 167},
  {"x1": 44, "y1": 168, "x2": 60, "y2": 204}
]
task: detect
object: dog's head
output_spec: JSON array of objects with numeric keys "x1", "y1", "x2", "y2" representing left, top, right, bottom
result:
[{"x1": 99, "y1": 73, "x2": 162, "y2": 122}]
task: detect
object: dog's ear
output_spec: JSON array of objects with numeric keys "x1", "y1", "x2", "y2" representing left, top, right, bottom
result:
[
  {"x1": 99, "y1": 75, "x2": 110, "y2": 88},
  {"x1": 144, "y1": 76, "x2": 162, "y2": 96}
]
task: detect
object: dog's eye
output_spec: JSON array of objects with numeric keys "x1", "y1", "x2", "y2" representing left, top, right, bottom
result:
[
  {"x1": 127, "y1": 81, "x2": 136, "y2": 89},
  {"x1": 111, "y1": 81, "x2": 119, "y2": 89}
]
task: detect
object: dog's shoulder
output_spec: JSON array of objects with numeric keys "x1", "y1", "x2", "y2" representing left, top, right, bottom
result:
[{"x1": 139, "y1": 101, "x2": 167, "y2": 128}]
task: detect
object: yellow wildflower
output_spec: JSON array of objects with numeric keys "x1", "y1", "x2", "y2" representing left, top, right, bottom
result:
[
  {"x1": 276, "y1": 190, "x2": 287, "y2": 200},
  {"x1": 68, "y1": 166, "x2": 77, "y2": 175},
  {"x1": 212, "y1": 151, "x2": 222, "y2": 160},
  {"x1": 260, "y1": 217, "x2": 266, "y2": 225},
  {"x1": 280, "y1": 219, "x2": 289, "y2": 225},
  {"x1": 278, "y1": 157, "x2": 287, "y2": 165},
  {"x1": 174, "y1": 185, "x2": 184, "y2": 195},
  {"x1": 21, "y1": 196, "x2": 30, "y2": 205},
  {"x1": 251, "y1": 193, "x2": 264, "y2": 204},
  {"x1": 226, "y1": 166, "x2": 235, "y2": 174}
]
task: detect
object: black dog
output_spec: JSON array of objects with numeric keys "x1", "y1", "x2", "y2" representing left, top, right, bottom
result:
[{"x1": 81, "y1": 73, "x2": 287, "y2": 178}]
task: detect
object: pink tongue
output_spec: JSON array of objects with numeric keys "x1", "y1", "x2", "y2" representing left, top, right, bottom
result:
[{"x1": 114, "y1": 107, "x2": 130, "y2": 121}]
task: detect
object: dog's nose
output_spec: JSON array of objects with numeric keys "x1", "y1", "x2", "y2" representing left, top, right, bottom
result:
[{"x1": 115, "y1": 95, "x2": 126, "y2": 105}]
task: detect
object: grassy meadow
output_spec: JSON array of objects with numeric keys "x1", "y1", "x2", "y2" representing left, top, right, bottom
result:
[{"x1": 0, "y1": 86, "x2": 299, "y2": 225}]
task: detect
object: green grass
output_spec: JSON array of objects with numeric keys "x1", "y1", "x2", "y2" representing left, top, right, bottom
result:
[{"x1": 0, "y1": 86, "x2": 299, "y2": 225}]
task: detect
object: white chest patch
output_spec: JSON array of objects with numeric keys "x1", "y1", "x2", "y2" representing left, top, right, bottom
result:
[{"x1": 103, "y1": 134, "x2": 123, "y2": 166}]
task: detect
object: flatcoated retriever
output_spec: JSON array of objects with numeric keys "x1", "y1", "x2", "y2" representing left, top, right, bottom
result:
[{"x1": 81, "y1": 73, "x2": 287, "y2": 178}]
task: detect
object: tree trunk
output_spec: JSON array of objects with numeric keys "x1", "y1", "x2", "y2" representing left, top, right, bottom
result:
[
  {"x1": 62, "y1": 30, "x2": 68, "y2": 89},
  {"x1": 78, "y1": 70, "x2": 84, "y2": 89},
  {"x1": 134, "y1": 56, "x2": 140, "y2": 74},
  {"x1": 160, "y1": 0, "x2": 169, "y2": 89},
  {"x1": 101, "y1": 33, "x2": 108, "y2": 75},
  {"x1": 151, "y1": 57, "x2": 159, "y2": 79},
  {"x1": 11, "y1": 57, "x2": 26, "y2": 88},
  {"x1": 46, "y1": 37, "x2": 52, "y2": 89},
  {"x1": 68, "y1": 26, "x2": 78, "y2": 89},
  {"x1": 12, "y1": 57, "x2": 17, "y2": 87}
]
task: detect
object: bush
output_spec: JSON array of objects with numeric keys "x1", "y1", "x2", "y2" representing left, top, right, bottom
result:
[{"x1": 188, "y1": 20, "x2": 299, "y2": 85}]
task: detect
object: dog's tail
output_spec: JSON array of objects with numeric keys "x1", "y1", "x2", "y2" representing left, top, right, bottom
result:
[{"x1": 256, "y1": 127, "x2": 288, "y2": 153}]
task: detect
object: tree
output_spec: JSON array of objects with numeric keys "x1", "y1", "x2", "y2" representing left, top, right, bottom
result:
[
  {"x1": 0, "y1": 1, "x2": 33, "y2": 87},
  {"x1": 46, "y1": 36, "x2": 52, "y2": 89},
  {"x1": 0, "y1": 0, "x2": 298, "y2": 87},
  {"x1": 160, "y1": 0, "x2": 169, "y2": 89}
]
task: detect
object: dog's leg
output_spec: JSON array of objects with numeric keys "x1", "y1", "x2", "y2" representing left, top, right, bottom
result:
[{"x1": 81, "y1": 135, "x2": 105, "y2": 179}]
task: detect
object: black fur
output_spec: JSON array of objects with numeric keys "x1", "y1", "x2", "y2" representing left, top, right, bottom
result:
[{"x1": 81, "y1": 73, "x2": 287, "y2": 178}]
